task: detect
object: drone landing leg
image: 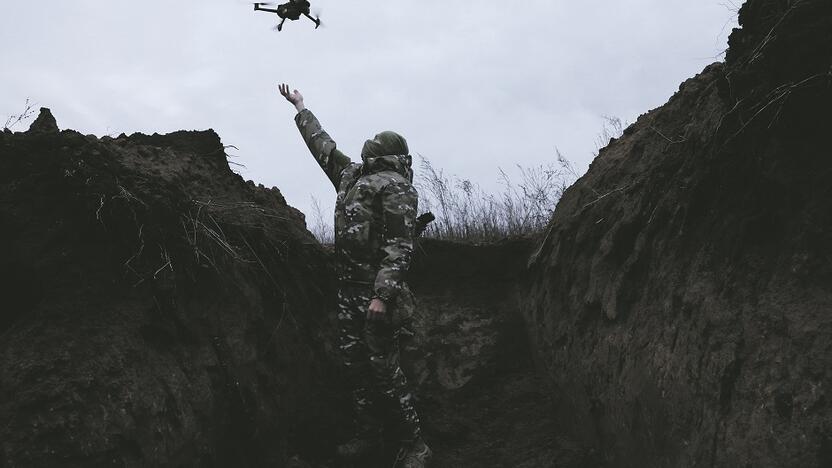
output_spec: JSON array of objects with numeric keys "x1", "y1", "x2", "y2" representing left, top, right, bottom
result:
[{"x1": 303, "y1": 13, "x2": 321, "y2": 29}]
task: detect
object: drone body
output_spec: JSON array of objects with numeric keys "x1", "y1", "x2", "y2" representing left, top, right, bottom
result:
[{"x1": 254, "y1": 1, "x2": 320, "y2": 31}]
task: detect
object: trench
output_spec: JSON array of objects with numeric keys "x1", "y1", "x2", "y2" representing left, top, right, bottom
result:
[{"x1": 401, "y1": 238, "x2": 596, "y2": 468}]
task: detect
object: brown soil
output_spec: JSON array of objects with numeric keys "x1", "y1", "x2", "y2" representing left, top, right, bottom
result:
[
  {"x1": 522, "y1": 0, "x2": 832, "y2": 466},
  {"x1": 409, "y1": 239, "x2": 596, "y2": 468},
  {"x1": 306, "y1": 238, "x2": 592, "y2": 468},
  {"x1": 0, "y1": 117, "x2": 576, "y2": 468},
  {"x1": 0, "y1": 120, "x2": 350, "y2": 466}
]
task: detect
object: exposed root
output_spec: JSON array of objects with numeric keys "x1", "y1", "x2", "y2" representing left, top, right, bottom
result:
[
  {"x1": 95, "y1": 195, "x2": 106, "y2": 224},
  {"x1": 241, "y1": 235, "x2": 279, "y2": 288},
  {"x1": 153, "y1": 245, "x2": 174, "y2": 278},
  {"x1": 580, "y1": 183, "x2": 635, "y2": 211},
  {"x1": 115, "y1": 184, "x2": 147, "y2": 208},
  {"x1": 725, "y1": 72, "x2": 827, "y2": 144},
  {"x1": 648, "y1": 125, "x2": 687, "y2": 146},
  {"x1": 192, "y1": 200, "x2": 291, "y2": 221},
  {"x1": 745, "y1": 0, "x2": 805, "y2": 66}
]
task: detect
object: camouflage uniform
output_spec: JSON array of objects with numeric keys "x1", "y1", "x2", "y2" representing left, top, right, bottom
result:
[{"x1": 294, "y1": 109, "x2": 422, "y2": 442}]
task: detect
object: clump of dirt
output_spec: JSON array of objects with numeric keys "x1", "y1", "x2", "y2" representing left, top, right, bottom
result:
[
  {"x1": 522, "y1": 0, "x2": 832, "y2": 466},
  {"x1": 0, "y1": 112, "x2": 350, "y2": 467}
]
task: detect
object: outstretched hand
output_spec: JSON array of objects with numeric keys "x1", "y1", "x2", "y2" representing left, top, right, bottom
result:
[{"x1": 278, "y1": 83, "x2": 305, "y2": 112}]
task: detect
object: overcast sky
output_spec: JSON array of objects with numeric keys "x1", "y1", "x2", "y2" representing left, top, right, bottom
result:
[{"x1": 0, "y1": 0, "x2": 741, "y2": 222}]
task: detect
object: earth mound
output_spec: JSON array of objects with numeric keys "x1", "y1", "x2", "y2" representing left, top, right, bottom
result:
[
  {"x1": 522, "y1": 0, "x2": 832, "y2": 466},
  {"x1": 0, "y1": 112, "x2": 575, "y2": 468},
  {"x1": 0, "y1": 114, "x2": 348, "y2": 466}
]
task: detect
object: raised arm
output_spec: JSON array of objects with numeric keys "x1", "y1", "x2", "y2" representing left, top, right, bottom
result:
[
  {"x1": 279, "y1": 83, "x2": 352, "y2": 189},
  {"x1": 373, "y1": 179, "x2": 419, "y2": 304}
]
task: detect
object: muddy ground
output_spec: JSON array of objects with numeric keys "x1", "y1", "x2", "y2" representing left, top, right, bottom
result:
[{"x1": 409, "y1": 239, "x2": 595, "y2": 468}]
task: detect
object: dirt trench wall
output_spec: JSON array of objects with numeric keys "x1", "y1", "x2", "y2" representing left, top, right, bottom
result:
[
  {"x1": 407, "y1": 238, "x2": 583, "y2": 468},
  {"x1": 0, "y1": 110, "x2": 560, "y2": 468},
  {"x1": 521, "y1": 1, "x2": 832, "y2": 466},
  {"x1": 407, "y1": 238, "x2": 536, "y2": 392},
  {"x1": 0, "y1": 114, "x2": 349, "y2": 467}
]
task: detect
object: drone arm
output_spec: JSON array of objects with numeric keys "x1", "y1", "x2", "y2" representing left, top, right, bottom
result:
[
  {"x1": 253, "y1": 5, "x2": 280, "y2": 13},
  {"x1": 302, "y1": 12, "x2": 321, "y2": 28}
]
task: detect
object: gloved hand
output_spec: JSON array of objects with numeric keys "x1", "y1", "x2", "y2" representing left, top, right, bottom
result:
[
  {"x1": 366, "y1": 298, "x2": 387, "y2": 322},
  {"x1": 414, "y1": 212, "x2": 435, "y2": 237}
]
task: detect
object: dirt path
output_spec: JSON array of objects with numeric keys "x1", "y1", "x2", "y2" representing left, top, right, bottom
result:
[
  {"x1": 422, "y1": 368, "x2": 592, "y2": 468},
  {"x1": 391, "y1": 239, "x2": 597, "y2": 468}
]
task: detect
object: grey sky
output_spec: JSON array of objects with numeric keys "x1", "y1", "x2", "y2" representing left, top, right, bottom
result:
[{"x1": 0, "y1": 1, "x2": 741, "y2": 221}]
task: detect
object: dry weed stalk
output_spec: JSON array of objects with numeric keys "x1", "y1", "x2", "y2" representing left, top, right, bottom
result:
[
  {"x1": 193, "y1": 200, "x2": 290, "y2": 221},
  {"x1": 593, "y1": 115, "x2": 626, "y2": 157},
  {"x1": 3, "y1": 98, "x2": 36, "y2": 131},
  {"x1": 746, "y1": 0, "x2": 804, "y2": 66},
  {"x1": 416, "y1": 155, "x2": 577, "y2": 241},
  {"x1": 309, "y1": 196, "x2": 334, "y2": 244},
  {"x1": 309, "y1": 116, "x2": 628, "y2": 242},
  {"x1": 153, "y1": 245, "x2": 174, "y2": 278},
  {"x1": 724, "y1": 72, "x2": 827, "y2": 145}
]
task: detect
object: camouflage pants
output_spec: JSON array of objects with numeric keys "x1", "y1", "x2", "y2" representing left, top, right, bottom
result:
[{"x1": 337, "y1": 283, "x2": 422, "y2": 442}]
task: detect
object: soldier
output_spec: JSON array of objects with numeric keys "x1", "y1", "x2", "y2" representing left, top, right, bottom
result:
[{"x1": 278, "y1": 84, "x2": 432, "y2": 467}]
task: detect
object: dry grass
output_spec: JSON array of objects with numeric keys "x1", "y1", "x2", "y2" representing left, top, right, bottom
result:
[
  {"x1": 306, "y1": 155, "x2": 580, "y2": 244},
  {"x1": 303, "y1": 154, "x2": 591, "y2": 243},
  {"x1": 3, "y1": 98, "x2": 36, "y2": 131},
  {"x1": 309, "y1": 196, "x2": 334, "y2": 245},
  {"x1": 415, "y1": 152, "x2": 578, "y2": 241},
  {"x1": 307, "y1": 117, "x2": 627, "y2": 243}
]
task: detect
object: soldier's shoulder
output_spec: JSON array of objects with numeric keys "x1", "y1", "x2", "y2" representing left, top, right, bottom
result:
[
  {"x1": 381, "y1": 170, "x2": 412, "y2": 185},
  {"x1": 336, "y1": 164, "x2": 363, "y2": 195},
  {"x1": 340, "y1": 162, "x2": 363, "y2": 181},
  {"x1": 364, "y1": 171, "x2": 414, "y2": 192}
]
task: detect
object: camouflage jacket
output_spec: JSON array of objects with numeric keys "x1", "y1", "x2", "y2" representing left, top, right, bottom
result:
[{"x1": 295, "y1": 109, "x2": 418, "y2": 303}]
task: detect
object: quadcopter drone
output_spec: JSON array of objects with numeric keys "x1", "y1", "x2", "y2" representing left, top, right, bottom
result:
[{"x1": 253, "y1": 1, "x2": 321, "y2": 32}]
